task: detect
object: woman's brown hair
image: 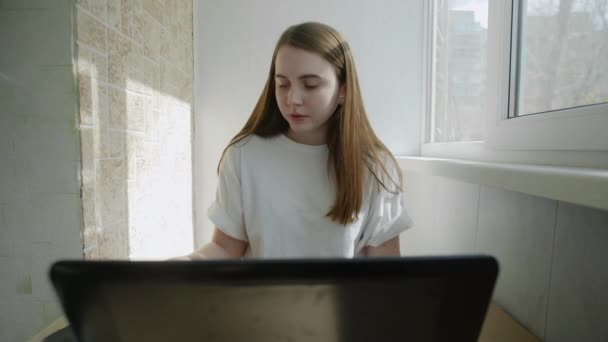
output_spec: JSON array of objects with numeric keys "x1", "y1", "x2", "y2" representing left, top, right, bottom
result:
[{"x1": 219, "y1": 22, "x2": 402, "y2": 225}]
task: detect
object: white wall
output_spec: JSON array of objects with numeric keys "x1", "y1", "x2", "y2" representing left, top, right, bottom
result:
[
  {"x1": 0, "y1": 1, "x2": 82, "y2": 341},
  {"x1": 401, "y1": 172, "x2": 608, "y2": 341},
  {"x1": 194, "y1": 0, "x2": 423, "y2": 246}
]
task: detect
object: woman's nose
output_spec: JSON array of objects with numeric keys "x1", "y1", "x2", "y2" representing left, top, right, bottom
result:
[{"x1": 287, "y1": 88, "x2": 303, "y2": 106}]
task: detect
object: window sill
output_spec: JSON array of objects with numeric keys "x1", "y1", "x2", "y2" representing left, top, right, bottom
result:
[{"x1": 396, "y1": 156, "x2": 608, "y2": 211}]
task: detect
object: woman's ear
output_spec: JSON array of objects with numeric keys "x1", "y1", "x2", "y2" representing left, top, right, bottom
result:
[{"x1": 338, "y1": 85, "x2": 346, "y2": 104}]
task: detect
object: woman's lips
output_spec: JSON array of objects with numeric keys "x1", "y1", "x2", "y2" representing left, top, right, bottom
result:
[{"x1": 289, "y1": 114, "x2": 308, "y2": 120}]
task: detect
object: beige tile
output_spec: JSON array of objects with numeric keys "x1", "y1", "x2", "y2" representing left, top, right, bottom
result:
[
  {"x1": 82, "y1": 188, "x2": 97, "y2": 232},
  {"x1": 139, "y1": 58, "x2": 154, "y2": 95},
  {"x1": 144, "y1": 59, "x2": 161, "y2": 95},
  {"x1": 144, "y1": 94, "x2": 156, "y2": 124},
  {"x1": 178, "y1": 75, "x2": 193, "y2": 103},
  {"x1": 143, "y1": 0, "x2": 164, "y2": 26},
  {"x1": 126, "y1": 91, "x2": 146, "y2": 131},
  {"x1": 128, "y1": 44, "x2": 146, "y2": 92},
  {"x1": 82, "y1": 191, "x2": 98, "y2": 258},
  {"x1": 107, "y1": 0, "x2": 121, "y2": 32},
  {"x1": 132, "y1": 133, "x2": 145, "y2": 158},
  {"x1": 93, "y1": 125, "x2": 110, "y2": 160},
  {"x1": 152, "y1": 89, "x2": 161, "y2": 111},
  {"x1": 109, "y1": 87, "x2": 126, "y2": 129},
  {"x1": 126, "y1": 133, "x2": 144, "y2": 179},
  {"x1": 476, "y1": 186, "x2": 557, "y2": 339},
  {"x1": 78, "y1": 75, "x2": 93, "y2": 125},
  {"x1": 143, "y1": 14, "x2": 161, "y2": 60},
  {"x1": 183, "y1": 0, "x2": 192, "y2": 17},
  {"x1": 79, "y1": 75, "x2": 108, "y2": 126},
  {"x1": 135, "y1": 157, "x2": 151, "y2": 189},
  {"x1": 120, "y1": 0, "x2": 133, "y2": 37},
  {"x1": 97, "y1": 159, "x2": 127, "y2": 228},
  {"x1": 176, "y1": 38, "x2": 186, "y2": 66},
  {"x1": 88, "y1": 0, "x2": 107, "y2": 22},
  {"x1": 108, "y1": 52, "x2": 129, "y2": 87},
  {"x1": 145, "y1": 109, "x2": 160, "y2": 140},
  {"x1": 133, "y1": 0, "x2": 143, "y2": 10},
  {"x1": 94, "y1": 99, "x2": 111, "y2": 158},
  {"x1": 106, "y1": 26, "x2": 128, "y2": 50},
  {"x1": 133, "y1": 7, "x2": 145, "y2": 43},
  {"x1": 160, "y1": 77, "x2": 178, "y2": 98},
  {"x1": 179, "y1": 39, "x2": 193, "y2": 72},
  {"x1": 136, "y1": 143, "x2": 160, "y2": 178},
  {"x1": 545, "y1": 203, "x2": 608, "y2": 342},
  {"x1": 127, "y1": 152, "x2": 137, "y2": 181},
  {"x1": 177, "y1": 0, "x2": 192, "y2": 41},
  {"x1": 160, "y1": 28, "x2": 171, "y2": 61},
  {"x1": 80, "y1": 127, "x2": 95, "y2": 188},
  {"x1": 97, "y1": 82, "x2": 109, "y2": 122},
  {"x1": 84, "y1": 245, "x2": 99, "y2": 260},
  {"x1": 170, "y1": 19, "x2": 180, "y2": 44},
  {"x1": 97, "y1": 220, "x2": 129, "y2": 259},
  {"x1": 159, "y1": 96, "x2": 171, "y2": 121},
  {"x1": 110, "y1": 130, "x2": 125, "y2": 158},
  {"x1": 160, "y1": 61, "x2": 176, "y2": 90},
  {"x1": 185, "y1": 40, "x2": 193, "y2": 76},
  {"x1": 76, "y1": 7, "x2": 106, "y2": 51},
  {"x1": 172, "y1": 38, "x2": 182, "y2": 67},
  {"x1": 147, "y1": 142, "x2": 161, "y2": 169},
  {"x1": 80, "y1": 78, "x2": 109, "y2": 157},
  {"x1": 76, "y1": 0, "x2": 91, "y2": 9},
  {"x1": 77, "y1": 44, "x2": 108, "y2": 81},
  {"x1": 163, "y1": 0, "x2": 176, "y2": 21},
  {"x1": 108, "y1": 29, "x2": 131, "y2": 86}
]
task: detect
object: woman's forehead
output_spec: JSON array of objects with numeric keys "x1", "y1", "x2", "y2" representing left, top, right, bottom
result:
[{"x1": 275, "y1": 45, "x2": 335, "y2": 78}]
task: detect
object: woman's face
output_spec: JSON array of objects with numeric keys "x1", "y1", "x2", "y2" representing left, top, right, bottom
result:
[{"x1": 274, "y1": 44, "x2": 343, "y2": 145}]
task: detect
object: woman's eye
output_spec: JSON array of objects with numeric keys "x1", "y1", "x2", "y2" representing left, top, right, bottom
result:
[
  {"x1": 277, "y1": 84, "x2": 289, "y2": 89},
  {"x1": 304, "y1": 84, "x2": 318, "y2": 90}
]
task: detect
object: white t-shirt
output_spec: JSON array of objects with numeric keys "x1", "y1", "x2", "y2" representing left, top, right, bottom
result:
[{"x1": 207, "y1": 133, "x2": 413, "y2": 258}]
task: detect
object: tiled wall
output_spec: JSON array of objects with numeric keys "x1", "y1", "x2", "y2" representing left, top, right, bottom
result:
[
  {"x1": 75, "y1": 0, "x2": 195, "y2": 259},
  {"x1": 401, "y1": 171, "x2": 608, "y2": 341},
  {"x1": 1, "y1": 0, "x2": 194, "y2": 339},
  {"x1": 0, "y1": 1, "x2": 83, "y2": 341}
]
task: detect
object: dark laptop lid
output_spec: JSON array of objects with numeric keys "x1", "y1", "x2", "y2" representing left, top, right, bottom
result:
[{"x1": 50, "y1": 256, "x2": 498, "y2": 342}]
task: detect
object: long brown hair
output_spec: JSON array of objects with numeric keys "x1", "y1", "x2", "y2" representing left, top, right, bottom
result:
[{"x1": 219, "y1": 22, "x2": 402, "y2": 225}]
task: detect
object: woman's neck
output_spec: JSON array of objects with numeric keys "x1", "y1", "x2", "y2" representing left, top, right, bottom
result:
[{"x1": 285, "y1": 128, "x2": 327, "y2": 146}]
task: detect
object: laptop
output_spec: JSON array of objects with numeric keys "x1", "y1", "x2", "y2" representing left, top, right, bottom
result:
[{"x1": 49, "y1": 256, "x2": 498, "y2": 342}]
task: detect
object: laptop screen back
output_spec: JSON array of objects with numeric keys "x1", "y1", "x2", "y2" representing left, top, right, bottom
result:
[{"x1": 50, "y1": 256, "x2": 498, "y2": 342}]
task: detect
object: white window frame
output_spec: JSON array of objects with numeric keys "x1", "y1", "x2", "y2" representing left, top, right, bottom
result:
[{"x1": 421, "y1": 0, "x2": 608, "y2": 168}]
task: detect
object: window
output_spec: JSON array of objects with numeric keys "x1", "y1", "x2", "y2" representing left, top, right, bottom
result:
[
  {"x1": 424, "y1": 0, "x2": 608, "y2": 162},
  {"x1": 513, "y1": 0, "x2": 608, "y2": 117},
  {"x1": 428, "y1": 0, "x2": 488, "y2": 143}
]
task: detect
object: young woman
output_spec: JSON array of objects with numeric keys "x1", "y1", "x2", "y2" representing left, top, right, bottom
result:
[{"x1": 180, "y1": 22, "x2": 413, "y2": 260}]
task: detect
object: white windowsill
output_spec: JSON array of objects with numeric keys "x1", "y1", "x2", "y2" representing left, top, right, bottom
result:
[{"x1": 396, "y1": 156, "x2": 608, "y2": 211}]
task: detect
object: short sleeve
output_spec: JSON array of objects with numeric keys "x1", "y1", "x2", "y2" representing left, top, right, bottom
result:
[
  {"x1": 207, "y1": 146, "x2": 248, "y2": 242},
  {"x1": 357, "y1": 162, "x2": 414, "y2": 249}
]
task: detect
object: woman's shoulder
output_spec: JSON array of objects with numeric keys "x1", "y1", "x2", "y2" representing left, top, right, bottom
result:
[
  {"x1": 366, "y1": 150, "x2": 402, "y2": 194},
  {"x1": 228, "y1": 135, "x2": 255, "y2": 149},
  {"x1": 229, "y1": 133, "x2": 280, "y2": 149},
  {"x1": 223, "y1": 134, "x2": 282, "y2": 163}
]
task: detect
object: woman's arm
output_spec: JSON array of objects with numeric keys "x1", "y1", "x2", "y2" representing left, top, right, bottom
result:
[
  {"x1": 172, "y1": 227, "x2": 248, "y2": 260},
  {"x1": 363, "y1": 236, "x2": 400, "y2": 257}
]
